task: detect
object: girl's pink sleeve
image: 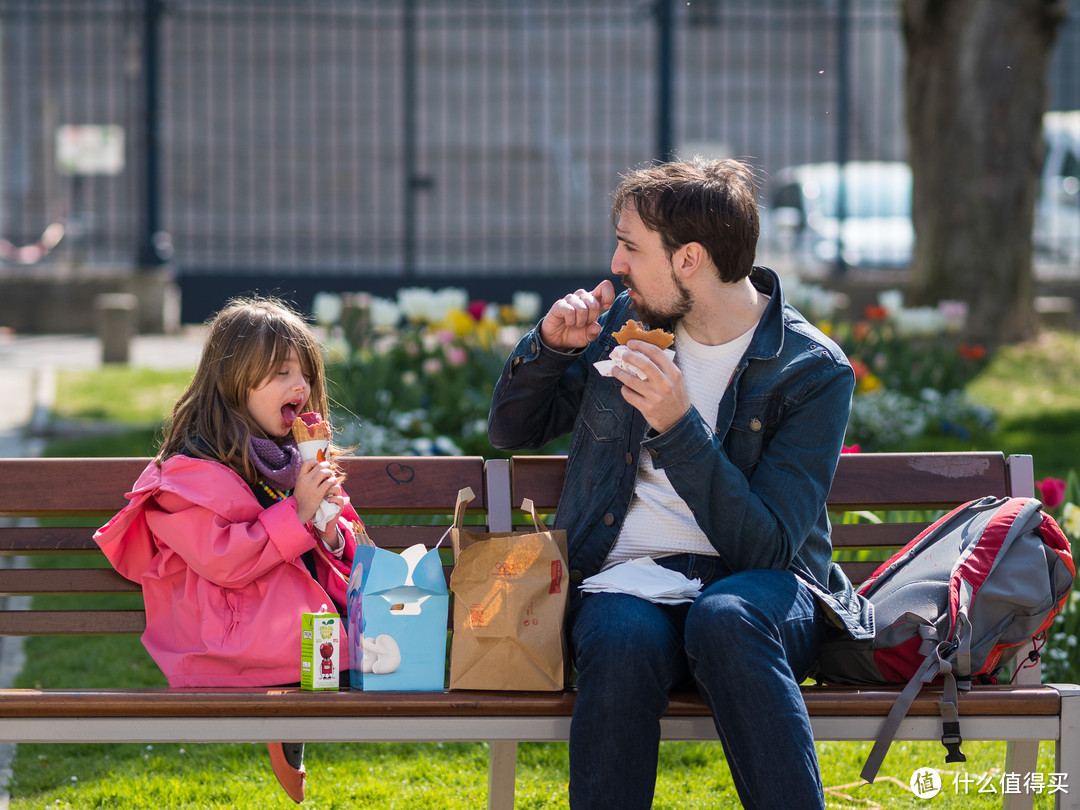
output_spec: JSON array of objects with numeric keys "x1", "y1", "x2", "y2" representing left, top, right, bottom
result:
[
  {"x1": 303, "y1": 498, "x2": 364, "y2": 607},
  {"x1": 146, "y1": 491, "x2": 315, "y2": 588},
  {"x1": 334, "y1": 496, "x2": 369, "y2": 568}
]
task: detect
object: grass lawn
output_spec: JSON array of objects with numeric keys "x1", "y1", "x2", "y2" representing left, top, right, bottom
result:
[
  {"x1": 41, "y1": 366, "x2": 192, "y2": 459},
  {"x1": 52, "y1": 367, "x2": 191, "y2": 426},
  {"x1": 966, "y1": 331, "x2": 1080, "y2": 480},
  {"x1": 7, "y1": 333, "x2": 1079, "y2": 807},
  {"x1": 889, "y1": 330, "x2": 1080, "y2": 482}
]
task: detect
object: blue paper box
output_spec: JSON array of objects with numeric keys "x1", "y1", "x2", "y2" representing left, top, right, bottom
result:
[{"x1": 346, "y1": 542, "x2": 448, "y2": 691}]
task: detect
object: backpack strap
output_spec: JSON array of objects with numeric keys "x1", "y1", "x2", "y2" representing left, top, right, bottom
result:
[
  {"x1": 860, "y1": 617, "x2": 974, "y2": 783},
  {"x1": 939, "y1": 611, "x2": 972, "y2": 763},
  {"x1": 860, "y1": 625, "x2": 943, "y2": 783},
  {"x1": 937, "y1": 669, "x2": 967, "y2": 764}
]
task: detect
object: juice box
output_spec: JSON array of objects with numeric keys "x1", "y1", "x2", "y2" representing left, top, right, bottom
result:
[{"x1": 301, "y1": 606, "x2": 339, "y2": 691}]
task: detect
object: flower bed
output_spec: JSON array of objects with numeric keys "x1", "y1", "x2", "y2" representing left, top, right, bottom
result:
[
  {"x1": 316, "y1": 282, "x2": 995, "y2": 455},
  {"x1": 792, "y1": 282, "x2": 995, "y2": 450},
  {"x1": 318, "y1": 288, "x2": 550, "y2": 457}
]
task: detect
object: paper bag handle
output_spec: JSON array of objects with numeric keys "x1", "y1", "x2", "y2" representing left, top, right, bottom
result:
[
  {"x1": 453, "y1": 487, "x2": 475, "y2": 530},
  {"x1": 454, "y1": 487, "x2": 549, "y2": 533},
  {"x1": 520, "y1": 498, "x2": 550, "y2": 533}
]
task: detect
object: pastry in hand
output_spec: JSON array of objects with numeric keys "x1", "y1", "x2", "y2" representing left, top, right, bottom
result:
[
  {"x1": 594, "y1": 321, "x2": 675, "y2": 379},
  {"x1": 612, "y1": 319, "x2": 674, "y2": 349}
]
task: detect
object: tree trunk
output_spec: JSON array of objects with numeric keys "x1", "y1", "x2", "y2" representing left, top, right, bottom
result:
[{"x1": 901, "y1": 0, "x2": 1067, "y2": 346}]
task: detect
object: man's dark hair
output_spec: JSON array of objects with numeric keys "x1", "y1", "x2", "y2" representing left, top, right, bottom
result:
[{"x1": 611, "y1": 157, "x2": 760, "y2": 283}]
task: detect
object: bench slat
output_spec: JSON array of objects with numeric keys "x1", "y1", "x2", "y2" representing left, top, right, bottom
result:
[
  {"x1": 0, "y1": 458, "x2": 142, "y2": 516},
  {"x1": 0, "y1": 685, "x2": 1057, "y2": 718},
  {"x1": 0, "y1": 457, "x2": 490, "y2": 518},
  {"x1": 0, "y1": 609, "x2": 145, "y2": 635},
  {"x1": 0, "y1": 525, "x2": 464, "y2": 556},
  {"x1": 507, "y1": 522, "x2": 930, "y2": 552},
  {"x1": 829, "y1": 522, "x2": 930, "y2": 548},
  {"x1": 509, "y1": 456, "x2": 566, "y2": 511},
  {"x1": 0, "y1": 527, "x2": 104, "y2": 555},
  {"x1": 336, "y1": 457, "x2": 488, "y2": 512},
  {"x1": 827, "y1": 452, "x2": 1009, "y2": 509},
  {"x1": 0, "y1": 568, "x2": 139, "y2": 596},
  {"x1": 836, "y1": 561, "x2": 881, "y2": 586},
  {"x1": 508, "y1": 452, "x2": 1011, "y2": 513}
]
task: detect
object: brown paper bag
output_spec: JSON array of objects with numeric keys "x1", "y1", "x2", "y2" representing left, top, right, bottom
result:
[{"x1": 449, "y1": 487, "x2": 569, "y2": 690}]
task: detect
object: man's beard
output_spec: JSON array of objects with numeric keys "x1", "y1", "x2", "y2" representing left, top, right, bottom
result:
[{"x1": 628, "y1": 269, "x2": 693, "y2": 328}]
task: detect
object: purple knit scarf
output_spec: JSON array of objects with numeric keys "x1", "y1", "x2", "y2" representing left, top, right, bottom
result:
[{"x1": 250, "y1": 436, "x2": 302, "y2": 492}]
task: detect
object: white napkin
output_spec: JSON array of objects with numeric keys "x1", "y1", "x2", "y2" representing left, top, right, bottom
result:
[
  {"x1": 594, "y1": 346, "x2": 676, "y2": 380},
  {"x1": 296, "y1": 438, "x2": 341, "y2": 531},
  {"x1": 313, "y1": 500, "x2": 341, "y2": 532},
  {"x1": 580, "y1": 557, "x2": 702, "y2": 605}
]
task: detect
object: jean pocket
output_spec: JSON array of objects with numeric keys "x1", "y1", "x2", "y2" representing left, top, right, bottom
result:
[
  {"x1": 582, "y1": 390, "x2": 624, "y2": 442},
  {"x1": 725, "y1": 397, "x2": 775, "y2": 471}
]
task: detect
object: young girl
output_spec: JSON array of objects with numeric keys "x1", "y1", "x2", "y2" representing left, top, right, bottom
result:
[{"x1": 95, "y1": 296, "x2": 371, "y2": 804}]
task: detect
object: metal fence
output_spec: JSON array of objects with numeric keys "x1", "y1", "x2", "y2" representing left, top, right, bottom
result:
[{"x1": 1, "y1": 1, "x2": 1078, "y2": 317}]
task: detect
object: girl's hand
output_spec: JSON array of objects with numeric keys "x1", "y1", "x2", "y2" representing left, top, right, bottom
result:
[
  {"x1": 316, "y1": 492, "x2": 346, "y2": 549},
  {"x1": 294, "y1": 460, "x2": 340, "y2": 525}
]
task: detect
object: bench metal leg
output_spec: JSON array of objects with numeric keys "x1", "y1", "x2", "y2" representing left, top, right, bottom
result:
[
  {"x1": 1003, "y1": 740, "x2": 1038, "y2": 810},
  {"x1": 487, "y1": 740, "x2": 517, "y2": 810}
]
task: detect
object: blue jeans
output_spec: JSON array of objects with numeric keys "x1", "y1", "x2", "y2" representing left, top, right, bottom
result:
[{"x1": 568, "y1": 555, "x2": 825, "y2": 810}]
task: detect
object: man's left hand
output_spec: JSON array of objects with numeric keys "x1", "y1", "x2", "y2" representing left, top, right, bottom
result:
[{"x1": 611, "y1": 340, "x2": 691, "y2": 434}]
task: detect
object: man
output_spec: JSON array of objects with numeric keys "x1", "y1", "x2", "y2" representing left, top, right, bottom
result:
[{"x1": 488, "y1": 158, "x2": 873, "y2": 809}]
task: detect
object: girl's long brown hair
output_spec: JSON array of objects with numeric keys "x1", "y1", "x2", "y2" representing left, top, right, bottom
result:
[{"x1": 157, "y1": 296, "x2": 339, "y2": 486}]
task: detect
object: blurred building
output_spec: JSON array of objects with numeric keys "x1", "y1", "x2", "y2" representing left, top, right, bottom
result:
[{"x1": 0, "y1": 0, "x2": 1077, "y2": 325}]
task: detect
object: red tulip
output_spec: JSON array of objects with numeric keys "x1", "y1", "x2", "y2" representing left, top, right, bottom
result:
[{"x1": 1038, "y1": 478, "x2": 1067, "y2": 510}]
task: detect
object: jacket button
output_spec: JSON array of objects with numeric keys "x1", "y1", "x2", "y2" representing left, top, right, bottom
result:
[
  {"x1": 570, "y1": 570, "x2": 584, "y2": 585},
  {"x1": 750, "y1": 417, "x2": 762, "y2": 432},
  {"x1": 603, "y1": 513, "x2": 615, "y2": 526},
  {"x1": 648, "y1": 447, "x2": 659, "y2": 459},
  {"x1": 625, "y1": 452, "x2": 633, "y2": 465}
]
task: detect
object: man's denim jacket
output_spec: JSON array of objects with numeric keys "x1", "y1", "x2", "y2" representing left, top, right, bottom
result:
[{"x1": 488, "y1": 266, "x2": 874, "y2": 640}]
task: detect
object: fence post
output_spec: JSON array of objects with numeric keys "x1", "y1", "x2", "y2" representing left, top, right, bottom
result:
[
  {"x1": 137, "y1": 0, "x2": 167, "y2": 269},
  {"x1": 833, "y1": 0, "x2": 851, "y2": 276},
  {"x1": 655, "y1": 0, "x2": 676, "y2": 162},
  {"x1": 402, "y1": 0, "x2": 417, "y2": 281}
]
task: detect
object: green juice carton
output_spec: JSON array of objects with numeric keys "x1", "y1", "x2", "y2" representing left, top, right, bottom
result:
[{"x1": 301, "y1": 605, "x2": 340, "y2": 691}]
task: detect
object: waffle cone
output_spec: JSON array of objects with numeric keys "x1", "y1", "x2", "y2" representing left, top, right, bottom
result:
[{"x1": 291, "y1": 414, "x2": 331, "y2": 443}]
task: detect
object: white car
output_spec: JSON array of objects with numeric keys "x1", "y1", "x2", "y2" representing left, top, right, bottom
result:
[
  {"x1": 762, "y1": 161, "x2": 913, "y2": 273},
  {"x1": 1036, "y1": 111, "x2": 1080, "y2": 263}
]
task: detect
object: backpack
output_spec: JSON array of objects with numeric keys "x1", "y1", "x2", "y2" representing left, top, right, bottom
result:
[{"x1": 812, "y1": 495, "x2": 1075, "y2": 783}]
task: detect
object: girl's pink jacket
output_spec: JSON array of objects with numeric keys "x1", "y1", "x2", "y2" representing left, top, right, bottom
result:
[{"x1": 94, "y1": 455, "x2": 361, "y2": 687}]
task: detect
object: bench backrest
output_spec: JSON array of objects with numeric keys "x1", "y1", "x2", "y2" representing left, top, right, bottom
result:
[
  {"x1": 508, "y1": 451, "x2": 1036, "y2": 586},
  {"x1": 0, "y1": 456, "x2": 491, "y2": 637},
  {"x1": 0, "y1": 452, "x2": 1035, "y2": 639}
]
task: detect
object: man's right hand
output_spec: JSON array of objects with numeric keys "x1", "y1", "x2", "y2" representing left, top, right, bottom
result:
[{"x1": 539, "y1": 280, "x2": 616, "y2": 351}]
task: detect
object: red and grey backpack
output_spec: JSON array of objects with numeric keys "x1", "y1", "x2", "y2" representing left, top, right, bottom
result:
[{"x1": 813, "y1": 495, "x2": 1075, "y2": 783}]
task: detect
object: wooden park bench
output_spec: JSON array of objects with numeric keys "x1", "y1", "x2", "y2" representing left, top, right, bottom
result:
[{"x1": 0, "y1": 452, "x2": 1076, "y2": 809}]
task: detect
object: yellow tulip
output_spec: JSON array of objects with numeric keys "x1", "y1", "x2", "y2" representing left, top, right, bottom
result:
[
  {"x1": 858, "y1": 373, "x2": 883, "y2": 394},
  {"x1": 1063, "y1": 503, "x2": 1080, "y2": 540}
]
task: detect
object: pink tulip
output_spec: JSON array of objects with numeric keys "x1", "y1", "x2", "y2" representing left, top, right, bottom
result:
[{"x1": 1038, "y1": 478, "x2": 1067, "y2": 510}]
